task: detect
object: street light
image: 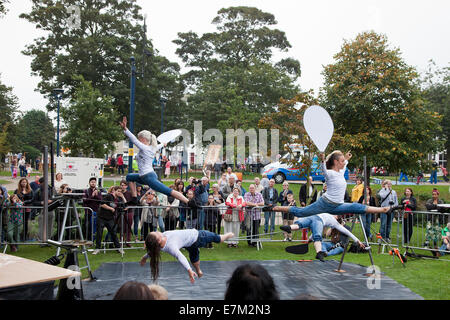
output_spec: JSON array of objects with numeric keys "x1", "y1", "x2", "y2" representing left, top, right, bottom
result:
[
  {"x1": 52, "y1": 88, "x2": 64, "y2": 157},
  {"x1": 160, "y1": 97, "x2": 167, "y2": 135}
]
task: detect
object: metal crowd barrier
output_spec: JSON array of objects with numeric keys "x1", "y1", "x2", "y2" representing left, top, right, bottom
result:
[
  {"x1": 6, "y1": 201, "x2": 448, "y2": 260},
  {"x1": 400, "y1": 210, "x2": 450, "y2": 258},
  {"x1": 0, "y1": 205, "x2": 95, "y2": 251}
]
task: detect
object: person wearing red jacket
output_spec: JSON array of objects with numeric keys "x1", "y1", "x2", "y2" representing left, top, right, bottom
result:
[{"x1": 224, "y1": 187, "x2": 246, "y2": 248}]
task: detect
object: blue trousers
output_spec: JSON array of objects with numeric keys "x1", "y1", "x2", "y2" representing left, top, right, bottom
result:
[
  {"x1": 186, "y1": 230, "x2": 221, "y2": 263},
  {"x1": 289, "y1": 197, "x2": 367, "y2": 218},
  {"x1": 126, "y1": 172, "x2": 173, "y2": 195},
  {"x1": 322, "y1": 241, "x2": 344, "y2": 256}
]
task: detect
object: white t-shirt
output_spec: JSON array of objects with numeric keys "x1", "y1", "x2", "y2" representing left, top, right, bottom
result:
[
  {"x1": 124, "y1": 129, "x2": 163, "y2": 176},
  {"x1": 321, "y1": 160, "x2": 348, "y2": 204},
  {"x1": 317, "y1": 213, "x2": 359, "y2": 243},
  {"x1": 161, "y1": 229, "x2": 199, "y2": 271}
]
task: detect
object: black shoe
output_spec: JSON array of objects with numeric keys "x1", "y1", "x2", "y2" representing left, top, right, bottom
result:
[
  {"x1": 280, "y1": 225, "x2": 292, "y2": 233},
  {"x1": 315, "y1": 251, "x2": 327, "y2": 262}
]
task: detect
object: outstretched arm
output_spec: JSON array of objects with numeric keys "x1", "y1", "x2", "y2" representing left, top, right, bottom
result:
[{"x1": 120, "y1": 116, "x2": 148, "y2": 150}]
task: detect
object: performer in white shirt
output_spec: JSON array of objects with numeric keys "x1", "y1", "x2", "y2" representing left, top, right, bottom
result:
[
  {"x1": 140, "y1": 229, "x2": 234, "y2": 283},
  {"x1": 119, "y1": 116, "x2": 189, "y2": 205},
  {"x1": 272, "y1": 151, "x2": 396, "y2": 217}
]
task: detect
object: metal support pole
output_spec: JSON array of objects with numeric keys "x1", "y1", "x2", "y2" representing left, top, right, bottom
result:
[
  {"x1": 43, "y1": 146, "x2": 49, "y2": 242},
  {"x1": 50, "y1": 142, "x2": 55, "y2": 189},
  {"x1": 160, "y1": 98, "x2": 166, "y2": 135},
  {"x1": 56, "y1": 98, "x2": 60, "y2": 157},
  {"x1": 128, "y1": 56, "x2": 136, "y2": 175}
]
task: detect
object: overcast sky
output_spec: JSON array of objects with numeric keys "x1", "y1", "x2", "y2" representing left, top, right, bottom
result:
[{"x1": 1, "y1": 0, "x2": 449, "y2": 117}]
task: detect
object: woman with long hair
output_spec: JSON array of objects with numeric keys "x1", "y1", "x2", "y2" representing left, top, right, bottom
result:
[
  {"x1": 175, "y1": 181, "x2": 186, "y2": 229},
  {"x1": 273, "y1": 151, "x2": 396, "y2": 219},
  {"x1": 140, "y1": 229, "x2": 234, "y2": 283},
  {"x1": 400, "y1": 187, "x2": 417, "y2": 243},
  {"x1": 14, "y1": 178, "x2": 33, "y2": 241},
  {"x1": 118, "y1": 117, "x2": 190, "y2": 206},
  {"x1": 358, "y1": 186, "x2": 376, "y2": 241}
]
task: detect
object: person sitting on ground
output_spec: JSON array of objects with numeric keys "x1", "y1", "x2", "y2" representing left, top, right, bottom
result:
[
  {"x1": 281, "y1": 212, "x2": 366, "y2": 262},
  {"x1": 140, "y1": 229, "x2": 234, "y2": 283},
  {"x1": 113, "y1": 281, "x2": 155, "y2": 300},
  {"x1": 224, "y1": 263, "x2": 279, "y2": 300},
  {"x1": 147, "y1": 284, "x2": 168, "y2": 300},
  {"x1": 322, "y1": 220, "x2": 353, "y2": 257}
]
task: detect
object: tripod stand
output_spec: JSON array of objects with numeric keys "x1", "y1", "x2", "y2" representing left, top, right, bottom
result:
[{"x1": 55, "y1": 194, "x2": 95, "y2": 280}]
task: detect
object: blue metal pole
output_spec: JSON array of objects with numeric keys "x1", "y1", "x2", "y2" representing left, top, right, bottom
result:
[
  {"x1": 129, "y1": 56, "x2": 136, "y2": 174},
  {"x1": 160, "y1": 98, "x2": 166, "y2": 134},
  {"x1": 56, "y1": 97, "x2": 60, "y2": 157}
]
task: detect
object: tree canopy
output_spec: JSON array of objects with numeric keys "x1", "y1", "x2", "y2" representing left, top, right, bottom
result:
[
  {"x1": 174, "y1": 6, "x2": 301, "y2": 135},
  {"x1": 320, "y1": 31, "x2": 442, "y2": 174},
  {"x1": 60, "y1": 75, "x2": 122, "y2": 158},
  {"x1": 21, "y1": 0, "x2": 186, "y2": 137}
]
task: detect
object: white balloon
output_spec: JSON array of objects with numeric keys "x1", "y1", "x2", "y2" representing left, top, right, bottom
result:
[
  {"x1": 157, "y1": 129, "x2": 182, "y2": 144},
  {"x1": 303, "y1": 105, "x2": 334, "y2": 152}
]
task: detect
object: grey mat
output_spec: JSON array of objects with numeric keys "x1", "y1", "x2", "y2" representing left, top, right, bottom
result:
[{"x1": 82, "y1": 259, "x2": 423, "y2": 300}]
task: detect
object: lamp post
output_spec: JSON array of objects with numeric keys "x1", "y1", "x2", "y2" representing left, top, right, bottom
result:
[
  {"x1": 52, "y1": 88, "x2": 64, "y2": 157},
  {"x1": 160, "y1": 97, "x2": 167, "y2": 135},
  {"x1": 128, "y1": 56, "x2": 137, "y2": 174}
]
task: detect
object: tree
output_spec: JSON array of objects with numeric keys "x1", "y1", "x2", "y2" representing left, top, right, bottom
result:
[
  {"x1": 173, "y1": 6, "x2": 301, "y2": 136},
  {"x1": 20, "y1": 0, "x2": 186, "y2": 135},
  {"x1": 16, "y1": 109, "x2": 55, "y2": 153},
  {"x1": 422, "y1": 60, "x2": 450, "y2": 170},
  {"x1": 320, "y1": 31, "x2": 442, "y2": 176},
  {"x1": 60, "y1": 75, "x2": 122, "y2": 158},
  {"x1": 0, "y1": 0, "x2": 9, "y2": 17},
  {"x1": 259, "y1": 91, "x2": 323, "y2": 185},
  {"x1": 0, "y1": 75, "x2": 19, "y2": 156}
]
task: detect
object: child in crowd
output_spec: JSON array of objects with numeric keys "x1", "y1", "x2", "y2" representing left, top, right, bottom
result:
[
  {"x1": 8, "y1": 194, "x2": 23, "y2": 252},
  {"x1": 26, "y1": 163, "x2": 32, "y2": 178}
]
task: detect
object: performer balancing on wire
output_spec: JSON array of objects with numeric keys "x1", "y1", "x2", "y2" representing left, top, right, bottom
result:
[
  {"x1": 119, "y1": 116, "x2": 190, "y2": 206},
  {"x1": 272, "y1": 150, "x2": 401, "y2": 218},
  {"x1": 140, "y1": 230, "x2": 235, "y2": 283}
]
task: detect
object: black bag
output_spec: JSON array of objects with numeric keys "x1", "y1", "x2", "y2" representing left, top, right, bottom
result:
[{"x1": 348, "y1": 241, "x2": 367, "y2": 254}]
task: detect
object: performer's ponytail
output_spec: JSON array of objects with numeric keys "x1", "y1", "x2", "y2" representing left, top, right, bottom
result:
[
  {"x1": 145, "y1": 233, "x2": 161, "y2": 281},
  {"x1": 151, "y1": 134, "x2": 158, "y2": 147}
]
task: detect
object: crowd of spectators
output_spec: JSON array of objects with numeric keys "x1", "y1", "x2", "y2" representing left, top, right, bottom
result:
[{"x1": 0, "y1": 166, "x2": 448, "y2": 258}]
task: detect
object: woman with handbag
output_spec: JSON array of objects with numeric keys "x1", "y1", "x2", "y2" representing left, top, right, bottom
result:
[
  {"x1": 224, "y1": 187, "x2": 246, "y2": 248},
  {"x1": 400, "y1": 187, "x2": 417, "y2": 243}
]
